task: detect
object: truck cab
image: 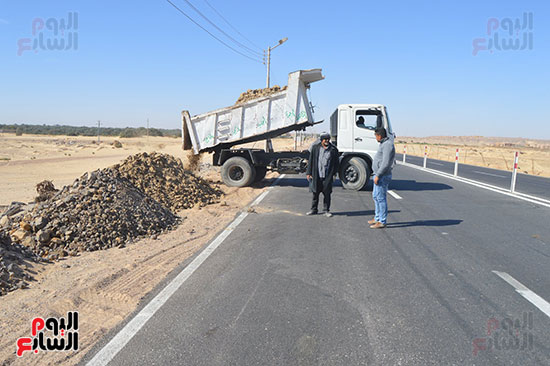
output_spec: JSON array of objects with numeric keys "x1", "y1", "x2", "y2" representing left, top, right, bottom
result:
[{"x1": 330, "y1": 104, "x2": 393, "y2": 190}]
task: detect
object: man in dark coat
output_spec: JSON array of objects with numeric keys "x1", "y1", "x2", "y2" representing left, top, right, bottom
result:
[{"x1": 306, "y1": 132, "x2": 339, "y2": 217}]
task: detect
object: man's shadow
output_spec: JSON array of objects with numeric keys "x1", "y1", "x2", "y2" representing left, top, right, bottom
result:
[
  {"x1": 386, "y1": 219, "x2": 462, "y2": 228},
  {"x1": 389, "y1": 179, "x2": 452, "y2": 191}
]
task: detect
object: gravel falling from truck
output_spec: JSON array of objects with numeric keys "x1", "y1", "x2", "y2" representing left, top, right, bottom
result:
[{"x1": 185, "y1": 150, "x2": 202, "y2": 172}]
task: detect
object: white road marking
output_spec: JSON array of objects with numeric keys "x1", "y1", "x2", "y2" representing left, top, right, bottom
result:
[
  {"x1": 473, "y1": 170, "x2": 507, "y2": 178},
  {"x1": 388, "y1": 190, "x2": 402, "y2": 200},
  {"x1": 397, "y1": 162, "x2": 550, "y2": 208},
  {"x1": 511, "y1": 191, "x2": 550, "y2": 204},
  {"x1": 86, "y1": 175, "x2": 286, "y2": 366},
  {"x1": 493, "y1": 271, "x2": 550, "y2": 319},
  {"x1": 430, "y1": 162, "x2": 445, "y2": 166}
]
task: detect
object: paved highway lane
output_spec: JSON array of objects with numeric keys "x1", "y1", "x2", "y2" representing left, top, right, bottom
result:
[
  {"x1": 396, "y1": 153, "x2": 550, "y2": 200},
  {"x1": 83, "y1": 165, "x2": 550, "y2": 365}
]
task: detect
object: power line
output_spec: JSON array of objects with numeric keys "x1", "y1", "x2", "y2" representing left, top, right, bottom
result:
[
  {"x1": 178, "y1": 0, "x2": 263, "y2": 57},
  {"x1": 201, "y1": 0, "x2": 263, "y2": 52},
  {"x1": 164, "y1": 0, "x2": 262, "y2": 63}
]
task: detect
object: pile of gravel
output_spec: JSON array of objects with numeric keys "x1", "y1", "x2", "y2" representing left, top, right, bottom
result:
[
  {"x1": 0, "y1": 152, "x2": 224, "y2": 295},
  {"x1": 0, "y1": 231, "x2": 40, "y2": 296},
  {"x1": 111, "y1": 152, "x2": 222, "y2": 211},
  {"x1": 235, "y1": 85, "x2": 287, "y2": 105},
  {"x1": 1, "y1": 168, "x2": 179, "y2": 260}
]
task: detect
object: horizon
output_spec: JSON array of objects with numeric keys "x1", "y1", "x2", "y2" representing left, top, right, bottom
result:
[
  {"x1": 1, "y1": 1, "x2": 549, "y2": 139},
  {"x1": 3, "y1": 122, "x2": 550, "y2": 143}
]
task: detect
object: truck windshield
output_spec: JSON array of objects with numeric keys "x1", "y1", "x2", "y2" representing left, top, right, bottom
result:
[{"x1": 355, "y1": 110, "x2": 383, "y2": 131}]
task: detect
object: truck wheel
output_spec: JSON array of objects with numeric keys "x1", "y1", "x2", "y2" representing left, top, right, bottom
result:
[
  {"x1": 254, "y1": 167, "x2": 267, "y2": 183},
  {"x1": 221, "y1": 157, "x2": 256, "y2": 187},
  {"x1": 340, "y1": 157, "x2": 370, "y2": 191}
]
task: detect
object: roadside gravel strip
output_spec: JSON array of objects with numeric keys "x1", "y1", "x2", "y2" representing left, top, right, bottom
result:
[{"x1": 397, "y1": 161, "x2": 550, "y2": 208}]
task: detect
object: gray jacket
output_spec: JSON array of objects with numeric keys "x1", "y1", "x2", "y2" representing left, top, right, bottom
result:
[{"x1": 372, "y1": 137, "x2": 395, "y2": 177}]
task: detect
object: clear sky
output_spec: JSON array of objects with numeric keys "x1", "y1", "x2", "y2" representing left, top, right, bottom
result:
[{"x1": 1, "y1": 0, "x2": 549, "y2": 139}]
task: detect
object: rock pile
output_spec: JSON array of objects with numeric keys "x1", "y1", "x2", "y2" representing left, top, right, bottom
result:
[
  {"x1": 235, "y1": 85, "x2": 287, "y2": 105},
  {"x1": 111, "y1": 152, "x2": 222, "y2": 211},
  {"x1": 2, "y1": 169, "x2": 179, "y2": 260},
  {"x1": 0, "y1": 152, "x2": 224, "y2": 295},
  {"x1": 0, "y1": 231, "x2": 40, "y2": 296}
]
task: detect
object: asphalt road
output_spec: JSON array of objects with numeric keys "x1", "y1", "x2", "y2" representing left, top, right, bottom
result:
[
  {"x1": 83, "y1": 165, "x2": 550, "y2": 365},
  {"x1": 396, "y1": 153, "x2": 550, "y2": 200}
]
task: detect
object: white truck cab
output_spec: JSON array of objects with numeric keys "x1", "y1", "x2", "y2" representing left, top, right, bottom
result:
[{"x1": 330, "y1": 104, "x2": 394, "y2": 190}]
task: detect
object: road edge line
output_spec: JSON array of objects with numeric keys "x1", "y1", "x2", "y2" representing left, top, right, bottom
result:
[
  {"x1": 86, "y1": 174, "x2": 286, "y2": 365},
  {"x1": 397, "y1": 162, "x2": 550, "y2": 208}
]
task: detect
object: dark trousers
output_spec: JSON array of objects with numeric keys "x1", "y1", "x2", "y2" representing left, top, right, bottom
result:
[{"x1": 311, "y1": 178, "x2": 331, "y2": 212}]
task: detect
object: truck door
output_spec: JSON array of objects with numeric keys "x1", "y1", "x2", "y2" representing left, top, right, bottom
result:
[{"x1": 352, "y1": 108, "x2": 383, "y2": 155}]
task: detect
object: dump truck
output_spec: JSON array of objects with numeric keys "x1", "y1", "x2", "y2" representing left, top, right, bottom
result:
[{"x1": 182, "y1": 68, "x2": 394, "y2": 191}]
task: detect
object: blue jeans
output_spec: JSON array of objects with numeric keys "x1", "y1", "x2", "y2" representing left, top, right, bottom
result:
[{"x1": 372, "y1": 174, "x2": 392, "y2": 224}]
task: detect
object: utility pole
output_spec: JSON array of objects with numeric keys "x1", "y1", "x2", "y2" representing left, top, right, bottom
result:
[
  {"x1": 264, "y1": 37, "x2": 288, "y2": 88},
  {"x1": 97, "y1": 120, "x2": 101, "y2": 143},
  {"x1": 147, "y1": 118, "x2": 149, "y2": 138}
]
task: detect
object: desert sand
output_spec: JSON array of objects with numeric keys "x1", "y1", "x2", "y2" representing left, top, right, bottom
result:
[{"x1": 395, "y1": 136, "x2": 550, "y2": 177}]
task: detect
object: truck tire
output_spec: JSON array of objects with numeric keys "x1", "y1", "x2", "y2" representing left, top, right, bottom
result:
[
  {"x1": 254, "y1": 166, "x2": 267, "y2": 183},
  {"x1": 221, "y1": 157, "x2": 256, "y2": 187},
  {"x1": 339, "y1": 157, "x2": 371, "y2": 191}
]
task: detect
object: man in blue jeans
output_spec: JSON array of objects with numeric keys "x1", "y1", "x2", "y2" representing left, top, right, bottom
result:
[{"x1": 369, "y1": 127, "x2": 395, "y2": 229}]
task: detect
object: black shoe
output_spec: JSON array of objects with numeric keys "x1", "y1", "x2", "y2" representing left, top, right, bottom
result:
[{"x1": 306, "y1": 210, "x2": 318, "y2": 215}]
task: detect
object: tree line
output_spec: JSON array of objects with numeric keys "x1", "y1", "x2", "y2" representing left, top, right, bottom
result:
[{"x1": 0, "y1": 124, "x2": 182, "y2": 138}]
